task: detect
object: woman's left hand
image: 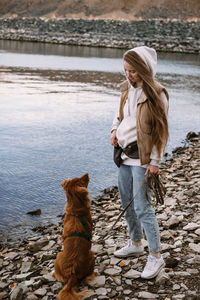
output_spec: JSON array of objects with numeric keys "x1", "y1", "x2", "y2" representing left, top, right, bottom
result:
[{"x1": 145, "y1": 165, "x2": 159, "y2": 177}]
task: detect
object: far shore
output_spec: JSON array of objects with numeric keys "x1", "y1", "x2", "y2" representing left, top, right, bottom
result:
[{"x1": 0, "y1": 17, "x2": 200, "y2": 53}]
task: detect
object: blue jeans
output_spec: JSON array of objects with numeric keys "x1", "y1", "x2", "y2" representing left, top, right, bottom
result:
[{"x1": 118, "y1": 164, "x2": 161, "y2": 253}]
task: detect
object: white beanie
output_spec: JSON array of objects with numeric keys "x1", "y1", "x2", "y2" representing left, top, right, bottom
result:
[{"x1": 128, "y1": 46, "x2": 157, "y2": 76}]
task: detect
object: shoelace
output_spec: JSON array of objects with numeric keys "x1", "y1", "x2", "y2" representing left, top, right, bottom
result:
[
  {"x1": 145, "y1": 256, "x2": 157, "y2": 270},
  {"x1": 126, "y1": 240, "x2": 134, "y2": 249}
]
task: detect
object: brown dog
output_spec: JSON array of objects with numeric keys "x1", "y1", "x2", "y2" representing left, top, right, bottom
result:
[{"x1": 53, "y1": 173, "x2": 95, "y2": 300}]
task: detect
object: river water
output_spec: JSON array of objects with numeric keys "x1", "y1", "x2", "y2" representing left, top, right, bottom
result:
[{"x1": 0, "y1": 40, "x2": 199, "y2": 244}]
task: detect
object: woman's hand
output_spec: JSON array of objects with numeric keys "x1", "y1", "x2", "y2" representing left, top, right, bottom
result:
[
  {"x1": 145, "y1": 165, "x2": 159, "y2": 177},
  {"x1": 110, "y1": 130, "x2": 118, "y2": 147}
]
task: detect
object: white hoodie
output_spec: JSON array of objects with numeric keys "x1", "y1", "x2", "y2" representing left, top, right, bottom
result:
[{"x1": 111, "y1": 46, "x2": 168, "y2": 167}]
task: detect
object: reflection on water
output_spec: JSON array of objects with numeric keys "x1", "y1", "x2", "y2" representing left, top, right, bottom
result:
[
  {"x1": 1, "y1": 39, "x2": 200, "y2": 62},
  {"x1": 1, "y1": 66, "x2": 200, "y2": 93},
  {"x1": 0, "y1": 40, "x2": 125, "y2": 58},
  {"x1": 0, "y1": 40, "x2": 200, "y2": 244}
]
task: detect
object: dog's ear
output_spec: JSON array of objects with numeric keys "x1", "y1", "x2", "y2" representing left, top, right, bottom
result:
[{"x1": 80, "y1": 173, "x2": 89, "y2": 187}]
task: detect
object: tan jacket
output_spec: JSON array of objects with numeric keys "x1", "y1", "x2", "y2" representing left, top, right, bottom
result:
[{"x1": 119, "y1": 80, "x2": 168, "y2": 165}]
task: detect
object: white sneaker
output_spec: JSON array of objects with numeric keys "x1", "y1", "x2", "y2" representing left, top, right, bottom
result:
[
  {"x1": 141, "y1": 255, "x2": 165, "y2": 279},
  {"x1": 114, "y1": 240, "x2": 144, "y2": 258}
]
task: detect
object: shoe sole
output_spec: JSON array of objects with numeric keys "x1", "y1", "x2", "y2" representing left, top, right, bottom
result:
[
  {"x1": 114, "y1": 251, "x2": 145, "y2": 258},
  {"x1": 141, "y1": 262, "x2": 165, "y2": 279}
]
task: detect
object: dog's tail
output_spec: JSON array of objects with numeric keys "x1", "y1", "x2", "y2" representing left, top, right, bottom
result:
[{"x1": 58, "y1": 277, "x2": 88, "y2": 300}]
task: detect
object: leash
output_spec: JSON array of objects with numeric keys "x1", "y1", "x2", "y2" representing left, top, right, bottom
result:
[
  {"x1": 109, "y1": 176, "x2": 146, "y2": 232},
  {"x1": 146, "y1": 172, "x2": 166, "y2": 205},
  {"x1": 107, "y1": 171, "x2": 166, "y2": 233}
]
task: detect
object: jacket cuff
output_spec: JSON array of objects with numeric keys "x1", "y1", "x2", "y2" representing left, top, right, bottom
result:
[
  {"x1": 111, "y1": 126, "x2": 118, "y2": 133},
  {"x1": 150, "y1": 159, "x2": 160, "y2": 166}
]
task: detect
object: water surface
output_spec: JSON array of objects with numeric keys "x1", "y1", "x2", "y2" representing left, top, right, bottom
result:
[{"x1": 0, "y1": 40, "x2": 199, "y2": 244}]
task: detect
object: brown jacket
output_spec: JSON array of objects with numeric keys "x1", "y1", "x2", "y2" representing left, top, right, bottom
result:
[{"x1": 119, "y1": 80, "x2": 168, "y2": 165}]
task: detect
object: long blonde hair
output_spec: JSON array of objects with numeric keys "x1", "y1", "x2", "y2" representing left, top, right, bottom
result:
[{"x1": 123, "y1": 50, "x2": 169, "y2": 157}]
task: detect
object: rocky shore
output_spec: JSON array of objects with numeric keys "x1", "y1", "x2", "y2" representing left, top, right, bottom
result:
[
  {"x1": 0, "y1": 132, "x2": 199, "y2": 300},
  {"x1": 0, "y1": 17, "x2": 200, "y2": 53}
]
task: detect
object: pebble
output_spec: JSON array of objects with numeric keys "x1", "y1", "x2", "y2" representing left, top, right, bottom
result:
[
  {"x1": 34, "y1": 288, "x2": 47, "y2": 296},
  {"x1": 124, "y1": 269, "x2": 141, "y2": 279},
  {"x1": 195, "y1": 228, "x2": 200, "y2": 235},
  {"x1": 188, "y1": 243, "x2": 200, "y2": 253},
  {"x1": 88, "y1": 276, "x2": 106, "y2": 287},
  {"x1": 155, "y1": 269, "x2": 170, "y2": 284},
  {"x1": 138, "y1": 291, "x2": 158, "y2": 298},
  {"x1": 26, "y1": 295, "x2": 38, "y2": 300},
  {"x1": 0, "y1": 133, "x2": 200, "y2": 299},
  {"x1": 172, "y1": 295, "x2": 185, "y2": 299},
  {"x1": 104, "y1": 266, "x2": 122, "y2": 275},
  {"x1": 96, "y1": 287, "x2": 107, "y2": 295},
  {"x1": 183, "y1": 223, "x2": 200, "y2": 231}
]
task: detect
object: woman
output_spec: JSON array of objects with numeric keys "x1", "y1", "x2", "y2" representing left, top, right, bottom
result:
[{"x1": 110, "y1": 46, "x2": 169, "y2": 279}]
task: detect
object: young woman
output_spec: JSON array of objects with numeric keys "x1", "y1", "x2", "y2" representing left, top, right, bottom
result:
[{"x1": 110, "y1": 46, "x2": 169, "y2": 279}]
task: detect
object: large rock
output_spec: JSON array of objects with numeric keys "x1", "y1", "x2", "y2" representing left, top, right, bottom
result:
[{"x1": 28, "y1": 239, "x2": 49, "y2": 252}]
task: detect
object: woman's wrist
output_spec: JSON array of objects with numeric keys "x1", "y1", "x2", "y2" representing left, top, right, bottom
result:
[
  {"x1": 111, "y1": 129, "x2": 117, "y2": 134},
  {"x1": 150, "y1": 159, "x2": 160, "y2": 166}
]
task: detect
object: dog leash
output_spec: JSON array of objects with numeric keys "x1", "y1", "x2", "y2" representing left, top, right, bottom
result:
[
  {"x1": 109, "y1": 176, "x2": 146, "y2": 232},
  {"x1": 108, "y1": 171, "x2": 166, "y2": 233},
  {"x1": 146, "y1": 172, "x2": 166, "y2": 205}
]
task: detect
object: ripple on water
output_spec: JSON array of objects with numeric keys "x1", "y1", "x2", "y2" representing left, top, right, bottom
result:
[{"x1": 0, "y1": 47, "x2": 200, "y2": 244}]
